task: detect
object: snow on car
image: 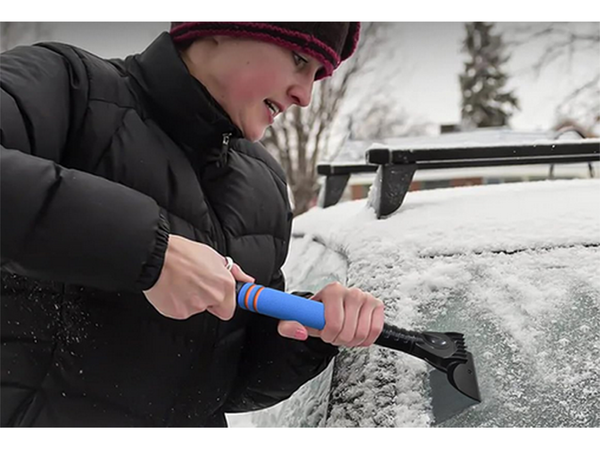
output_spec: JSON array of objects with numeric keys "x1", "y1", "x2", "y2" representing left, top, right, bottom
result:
[{"x1": 228, "y1": 177, "x2": 600, "y2": 427}]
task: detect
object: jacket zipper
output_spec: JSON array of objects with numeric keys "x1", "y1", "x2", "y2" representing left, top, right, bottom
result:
[
  {"x1": 221, "y1": 133, "x2": 231, "y2": 154},
  {"x1": 205, "y1": 133, "x2": 231, "y2": 254},
  {"x1": 214, "y1": 132, "x2": 231, "y2": 169}
]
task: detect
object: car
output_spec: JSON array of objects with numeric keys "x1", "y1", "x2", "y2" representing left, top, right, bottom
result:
[{"x1": 226, "y1": 135, "x2": 600, "y2": 427}]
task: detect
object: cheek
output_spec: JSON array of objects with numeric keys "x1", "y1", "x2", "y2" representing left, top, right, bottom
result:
[{"x1": 231, "y1": 70, "x2": 285, "y2": 102}]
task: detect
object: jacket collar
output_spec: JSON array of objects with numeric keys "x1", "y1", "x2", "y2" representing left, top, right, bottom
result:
[{"x1": 126, "y1": 32, "x2": 242, "y2": 157}]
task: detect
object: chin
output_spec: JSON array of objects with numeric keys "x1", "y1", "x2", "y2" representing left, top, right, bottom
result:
[{"x1": 244, "y1": 126, "x2": 267, "y2": 143}]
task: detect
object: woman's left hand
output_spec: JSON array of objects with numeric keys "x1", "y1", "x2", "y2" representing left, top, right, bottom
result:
[{"x1": 277, "y1": 282, "x2": 385, "y2": 347}]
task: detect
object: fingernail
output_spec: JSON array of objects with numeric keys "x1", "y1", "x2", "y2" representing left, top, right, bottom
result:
[{"x1": 294, "y1": 328, "x2": 308, "y2": 340}]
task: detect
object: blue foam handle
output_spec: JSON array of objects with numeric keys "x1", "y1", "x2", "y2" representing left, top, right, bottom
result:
[{"x1": 236, "y1": 282, "x2": 325, "y2": 330}]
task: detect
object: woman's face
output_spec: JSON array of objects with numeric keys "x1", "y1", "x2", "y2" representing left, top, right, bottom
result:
[{"x1": 183, "y1": 36, "x2": 323, "y2": 141}]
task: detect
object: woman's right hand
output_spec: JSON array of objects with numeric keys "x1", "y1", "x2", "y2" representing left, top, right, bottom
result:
[{"x1": 143, "y1": 235, "x2": 254, "y2": 320}]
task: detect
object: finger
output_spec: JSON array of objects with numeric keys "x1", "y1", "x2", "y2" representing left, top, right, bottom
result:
[
  {"x1": 360, "y1": 303, "x2": 385, "y2": 347},
  {"x1": 230, "y1": 263, "x2": 255, "y2": 283},
  {"x1": 335, "y1": 289, "x2": 363, "y2": 346},
  {"x1": 313, "y1": 284, "x2": 344, "y2": 344},
  {"x1": 207, "y1": 302, "x2": 235, "y2": 321},
  {"x1": 207, "y1": 280, "x2": 236, "y2": 321},
  {"x1": 277, "y1": 320, "x2": 308, "y2": 341},
  {"x1": 349, "y1": 299, "x2": 375, "y2": 347},
  {"x1": 207, "y1": 303, "x2": 234, "y2": 321},
  {"x1": 304, "y1": 326, "x2": 322, "y2": 339}
]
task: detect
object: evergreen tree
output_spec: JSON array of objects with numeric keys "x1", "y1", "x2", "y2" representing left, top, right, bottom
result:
[{"x1": 460, "y1": 22, "x2": 519, "y2": 129}]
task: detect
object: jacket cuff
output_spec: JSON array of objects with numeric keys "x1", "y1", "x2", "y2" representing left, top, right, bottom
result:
[
  {"x1": 136, "y1": 212, "x2": 170, "y2": 291},
  {"x1": 302, "y1": 336, "x2": 339, "y2": 359}
]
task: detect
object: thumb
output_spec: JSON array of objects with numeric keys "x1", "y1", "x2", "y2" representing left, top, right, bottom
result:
[
  {"x1": 230, "y1": 263, "x2": 255, "y2": 284},
  {"x1": 277, "y1": 320, "x2": 309, "y2": 341}
]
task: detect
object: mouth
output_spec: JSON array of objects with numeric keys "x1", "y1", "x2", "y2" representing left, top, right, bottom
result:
[{"x1": 264, "y1": 99, "x2": 282, "y2": 119}]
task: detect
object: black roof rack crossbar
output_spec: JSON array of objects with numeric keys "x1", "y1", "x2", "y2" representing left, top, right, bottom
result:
[
  {"x1": 407, "y1": 155, "x2": 598, "y2": 170},
  {"x1": 317, "y1": 164, "x2": 378, "y2": 176},
  {"x1": 316, "y1": 139, "x2": 600, "y2": 219},
  {"x1": 367, "y1": 141, "x2": 599, "y2": 164}
]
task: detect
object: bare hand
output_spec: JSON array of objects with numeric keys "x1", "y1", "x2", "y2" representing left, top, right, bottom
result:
[
  {"x1": 143, "y1": 235, "x2": 254, "y2": 320},
  {"x1": 277, "y1": 282, "x2": 385, "y2": 347}
]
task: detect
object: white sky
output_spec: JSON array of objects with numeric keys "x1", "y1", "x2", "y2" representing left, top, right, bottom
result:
[{"x1": 373, "y1": 22, "x2": 598, "y2": 130}]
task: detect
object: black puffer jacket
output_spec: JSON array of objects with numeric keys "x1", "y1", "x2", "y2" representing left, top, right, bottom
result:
[{"x1": 0, "y1": 32, "x2": 337, "y2": 427}]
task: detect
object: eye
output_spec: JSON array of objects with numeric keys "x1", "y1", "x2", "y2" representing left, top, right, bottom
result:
[{"x1": 293, "y1": 52, "x2": 309, "y2": 67}]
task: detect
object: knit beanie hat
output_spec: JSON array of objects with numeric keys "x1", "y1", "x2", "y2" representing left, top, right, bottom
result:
[{"x1": 170, "y1": 22, "x2": 360, "y2": 80}]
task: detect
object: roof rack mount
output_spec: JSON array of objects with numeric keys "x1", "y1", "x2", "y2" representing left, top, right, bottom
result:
[{"x1": 317, "y1": 139, "x2": 600, "y2": 219}]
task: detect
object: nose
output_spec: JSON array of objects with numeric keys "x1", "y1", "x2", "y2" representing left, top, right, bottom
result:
[{"x1": 287, "y1": 75, "x2": 314, "y2": 107}]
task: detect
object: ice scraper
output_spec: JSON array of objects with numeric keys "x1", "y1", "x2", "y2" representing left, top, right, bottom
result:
[{"x1": 235, "y1": 282, "x2": 481, "y2": 423}]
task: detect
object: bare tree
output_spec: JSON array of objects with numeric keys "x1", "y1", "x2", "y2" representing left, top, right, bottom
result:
[
  {"x1": 505, "y1": 23, "x2": 600, "y2": 133},
  {"x1": 346, "y1": 102, "x2": 431, "y2": 141},
  {"x1": 1, "y1": 22, "x2": 53, "y2": 52},
  {"x1": 261, "y1": 23, "x2": 404, "y2": 216}
]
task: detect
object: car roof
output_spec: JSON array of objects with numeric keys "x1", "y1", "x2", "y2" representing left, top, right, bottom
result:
[{"x1": 293, "y1": 179, "x2": 600, "y2": 257}]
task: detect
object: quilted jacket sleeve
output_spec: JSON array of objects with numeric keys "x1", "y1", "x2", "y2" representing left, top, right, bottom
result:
[{"x1": 1, "y1": 44, "x2": 168, "y2": 291}]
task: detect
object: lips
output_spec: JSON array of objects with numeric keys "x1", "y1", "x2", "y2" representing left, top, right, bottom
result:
[
  {"x1": 264, "y1": 99, "x2": 284, "y2": 122},
  {"x1": 264, "y1": 103, "x2": 274, "y2": 125},
  {"x1": 265, "y1": 99, "x2": 281, "y2": 116}
]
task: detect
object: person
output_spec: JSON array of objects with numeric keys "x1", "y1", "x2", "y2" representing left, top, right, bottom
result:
[{"x1": 0, "y1": 22, "x2": 385, "y2": 427}]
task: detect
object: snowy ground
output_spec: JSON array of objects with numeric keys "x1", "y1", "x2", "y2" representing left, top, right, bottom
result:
[{"x1": 228, "y1": 178, "x2": 600, "y2": 427}]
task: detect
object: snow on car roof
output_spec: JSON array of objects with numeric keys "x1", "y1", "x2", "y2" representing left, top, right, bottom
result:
[{"x1": 293, "y1": 179, "x2": 600, "y2": 257}]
